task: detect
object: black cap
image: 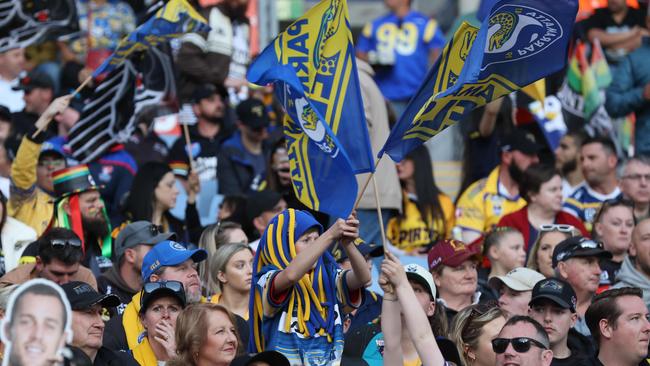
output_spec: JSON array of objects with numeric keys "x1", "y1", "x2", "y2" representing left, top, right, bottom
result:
[
  {"x1": 552, "y1": 236, "x2": 612, "y2": 268},
  {"x1": 246, "y1": 190, "x2": 282, "y2": 222},
  {"x1": 140, "y1": 281, "x2": 187, "y2": 312},
  {"x1": 12, "y1": 71, "x2": 54, "y2": 92},
  {"x1": 192, "y1": 83, "x2": 227, "y2": 104},
  {"x1": 529, "y1": 278, "x2": 577, "y2": 313},
  {"x1": 61, "y1": 281, "x2": 120, "y2": 311},
  {"x1": 230, "y1": 351, "x2": 290, "y2": 366},
  {"x1": 236, "y1": 98, "x2": 270, "y2": 129},
  {"x1": 330, "y1": 238, "x2": 383, "y2": 263},
  {"x1": 499, "y1": 129, "x2": 542, "y2": 155},
  {"x1": 115, "y1": 221, "x2": 176, "y2": 258}
]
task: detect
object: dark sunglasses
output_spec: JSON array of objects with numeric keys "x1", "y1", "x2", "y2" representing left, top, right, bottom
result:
[
  {"x1": 50, "y1": 238, "x2": 82, "y2": 248},
  {"x1": 149, "y1": 224, "x2": 164, "y2": 237},
  {"x1": 143, "y1": 280, "x2": 184, "y2": 295},
  {"x1": 491, "y1": 337, "x2": 548, "y2": 354}
]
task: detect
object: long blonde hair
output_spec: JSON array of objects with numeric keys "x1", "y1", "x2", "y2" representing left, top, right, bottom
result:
[
  {"x1": 198, "y1": 221, "x2": 245, "y2": 295},
  {"x1": 449, "y1": 303, "x2": 506, "y2": 366},
  {"x1": 526, "y1": 228, "x2": 579, "y2": 271}
]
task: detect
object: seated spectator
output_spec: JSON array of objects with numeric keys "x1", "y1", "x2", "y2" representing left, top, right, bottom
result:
[
  {"x1": 386, "y1": 145, "x2": 455, "y2": 257},
  {"x1": 168, "y1": 303, "x2": 242, "y2": 366},
  {"x1": 61, "y1": 281, "x2": 138, "y2": 365},
  {"x1": 493, "y1": 316, "x2": 553, "y2": 366},
  {"x1": 592, "y1": 198, "x2": 635, "y2": 290},
  {"x1": 218, "y1": 98, "x2": 271, "y2": 196},
  {"x1": 479, "y1": 227, "x2": 526, "y2": 302},
  {"x1": 620, "y1": 156, "x2": 650, "y2": 220},
  {"x1": 134, "y1": 281, "x2": 187, "y2": 365},
  {"x1": 555, "y1": 131, "x2": 587, "y2": 199},
  {"x1": 249, "y1": 209, "x2": 369, "y2": 364},
  {"x1": 586, "y1": 0, "x2": 647, "y2": 62},
  {"x1": 97, "y1": 221, "x2": 175, "y2": 317},
  {"x1": 244, "y1": 190, "x2": 287, "y2": 250},
  {"x1": 209, "y1": 243, "x2": 253, "y2": 320},
  {"x1": 0, "y1": 228, "x2": 96, "y2": 288},
  {"x1": 0, "y1": 47, "x2": 26, "y2": 112},
  {"x1": 455, "y1": 129, "x2": 539, "y2": 243},
  {"x1": 449, "y1": 303, "x2": 507, "y2": 366},
  {"x1": 526, "y1": 225, "x2": 580, "y2": 278},
  {"x1": 489, "y1": 267, "x2": 545, "y2": 317},
  {"x1": 428, "y1": 239, "x2": 481, "y2": 323},
  {"x1": 198, "y1": 221, "x2": 248, "y2": 295},
  {"x1": 613, "y1": 217, "x2": 650, "y2": 308},
  {"x1": 123, "y1": 162, "x2": 201, "y2": 243},
  {"x1": 552, "y1": 236, "x2": 612, "y2": 336},
  {"x1": 528, "y1": 278, "x2": 594, "y2": 365},
  {"x1": 585, "y1": 287, "x2": 650, "y2": 366},
  {"x1": 498, "y1": 164, "x2": 588, "y2": 251}
]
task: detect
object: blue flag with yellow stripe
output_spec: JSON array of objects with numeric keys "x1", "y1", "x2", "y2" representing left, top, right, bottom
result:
[
  {"x1": 93, "y1": 0, "x2": 209, "y2": 77},
  {"x1": 247, "y1": 0, "x2": 373, "y2": 218},
  {"x1": 379, "y1": 0, "x2": 577, "y2": 162}
]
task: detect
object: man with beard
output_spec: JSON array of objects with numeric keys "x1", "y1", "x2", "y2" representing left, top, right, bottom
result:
[
  {"x1": 563, "y1": 136, "x2": 621, "y2": 232},
  {"x1": 555, "y1": 130, "x2": 587, "y2": 199},
  {"x1": 455, "y1": 129, "x2": 541, "y2": 243},
  {"x1": 620, "y1": 156, "x2": 650, "y2": 220}
]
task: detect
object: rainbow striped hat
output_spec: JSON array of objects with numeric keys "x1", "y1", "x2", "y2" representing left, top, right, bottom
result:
[{"x1": 52, "y1": 165, "x2": 101, "y2": 200}]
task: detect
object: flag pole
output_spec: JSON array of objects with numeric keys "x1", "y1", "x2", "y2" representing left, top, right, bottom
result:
[
  {"x1": 182, "y1": 122, "x2": 196, "y2": 171},
  {"x1": 353, "y1": 156, "x2": 382, "y2": 211},
  {"x1": 371, "y1": 173, "x2": 388, "y2": 253}
]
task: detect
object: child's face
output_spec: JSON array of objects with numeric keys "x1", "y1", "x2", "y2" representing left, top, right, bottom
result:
[{"x1": 295, "y1": 228, "x2": 320, "y2": 255}]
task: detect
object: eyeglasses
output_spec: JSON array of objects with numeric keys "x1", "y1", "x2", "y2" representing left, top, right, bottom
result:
[
  {"x1": 50, "y1": 238, "x2": 82, "y2": 248},
  {"x1": 37, "y1": 159, "x2": 66, "y2": 169},
  {"x1": 143, "y1": 280, "x2": 184, "y2": 294},
  {"x1": 623, "y1": 173, "x2": 650, "y2": 182},
  {"x1": 149, "y1": 224, "x2": 164, "y2": 237},
  {"x1": 539, "y1": 224, "x2": 574, "y2": 233},
  {"x1": 491, "y1": 337, "x2": 548, "y2": 354}
]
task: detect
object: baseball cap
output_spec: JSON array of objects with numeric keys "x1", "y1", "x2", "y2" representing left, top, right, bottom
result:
[
  {"x1": 230, "y1": 351, "x2": 290, "y2": 366},
  {"x1": 404, "y1": 263, "x2": 436, "y2": 299},
  {"x1": 236, "y1": 98, "x2": 270, "y2": 129},
  {"x1": 61, "y1": 281, "x2": 120, "y2": 311},
  {"x1": 115, "y1": 221, "x2": 176, "y2": 258},
  {"x1": 488, "y1": 267, "x2": 545, "y2": 292},
  {"x1": 39, "y1": 140, "x2": 66, "y2": 161},
  {"x1": 141, "y1": 240, "x2": 208, "y2": 281},
  {"x1": 12, "y1": 71, "x2": 54, "y2": 92},
  {"x1": 427, "y1": 239, "x2": 481, "y2": 271},
  {"x1": 140, "y1": 281, "x2": 187, "y2": 312},
  {"x1": 246, "y1": 190, "x2": 283, "y2": 222},
  {"x1": 499, "y1": 129, "x2": 542, "y2": 155},
  {"x1": 192, "y1": 83, "x2": 227, "y2": 104},
  {"x1": 330, "y1": 238, "x2": 383, "y2": 263},
  {"x1": 552, "y1": 236, "x2": 612, "y2": 268},
  {"x1": 529, "y1": 277, "x2": 577, "y2": 313}
]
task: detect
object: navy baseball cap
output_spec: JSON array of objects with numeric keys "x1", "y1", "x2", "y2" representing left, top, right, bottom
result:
[
  {"x1": 529, "y1": 278, "x2": 577, "y2": 313},
  {"x1": 141, "y1": 240, "x2": 207, "y2": 281}
]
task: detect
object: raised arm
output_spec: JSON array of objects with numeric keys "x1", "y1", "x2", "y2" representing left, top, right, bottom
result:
[
  {"x1": 340, "y1": 213, "x2": 371, "y2": 290},
  {"x1": 380, "y1": 263, "x2": 403, "y2": 366}
]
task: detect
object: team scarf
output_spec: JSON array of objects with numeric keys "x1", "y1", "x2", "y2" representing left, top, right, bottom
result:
[
  {"x1": 52, "y1": 195, "x2": 112, "y2": 258},
  {"x1": 248, "y1": 208, "x2": 338, "y2": 353}
]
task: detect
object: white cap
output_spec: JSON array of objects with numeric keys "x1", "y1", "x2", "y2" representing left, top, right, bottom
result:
[
  {"x1": 404, "y1": 263, "x2": 437, "y2": 299},
  {"x1": 488, "y1": 267, "x2": 545, "y2": 292}
]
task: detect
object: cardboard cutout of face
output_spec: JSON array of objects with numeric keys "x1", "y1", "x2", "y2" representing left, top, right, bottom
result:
[{"x1": 1, "y1": 279, "x2": 73, "y2": 366}]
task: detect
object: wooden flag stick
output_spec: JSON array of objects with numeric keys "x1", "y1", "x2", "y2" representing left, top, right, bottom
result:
[
  {"x1": 371, "y1": 173, "x2": 388, "y2": 253},
  {"x1": 353, "y1": 156, "x2": 382, "y2": 211},
  {"x1": 182, "y1": 122, "x2": 196, "y2": 171}
]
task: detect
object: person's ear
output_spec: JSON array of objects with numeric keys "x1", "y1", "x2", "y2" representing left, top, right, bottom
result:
[
  {"x1": 465, "y1": 345, "x2": 477, "y2": 364},
  {"x1": 557, "y1": 261, "x2": 568, "y2": 279},
  {"x1": 599, "y1": 318, "x2": 613, "y2": 340},
  {"x1": 150, "y1": 273, "x2": 160, "y2": 282},
  {"x1": 594, "y1": 221, "x2": 603, "y2": 238},
  {"x1": 63, "y1": 200, "x2": 71, "y2": 216},
  {"x1": 541, "y1": 349, "x2": 554, "y2": 365},
  {"x1": 488, "y1": 244, "x2": 500, "y2": 261},
  {"x1": 216, "y1": 270, "x2": 227, "y2": 285},
  {"x1": 35, "y1": 256, "x2": 44, "y2": 272},
  {"x1": 124, "y1": 248, "x2": 137, "y2": 265},
  {"x1": 607, "y1": 154, "x2": 617, "y2": 169},
  {"x1": 501, "y1": 151, "x2": 513, "y2": 165},
  {"x1": 426, "y1": 301, "x2": 435, "y2": 317},
  {"x1": 570, "y1": 312, "x2": 578, "y2": 327},
  {"x1": 432, "y1": 271, "x2": 442, "y2": 288}
]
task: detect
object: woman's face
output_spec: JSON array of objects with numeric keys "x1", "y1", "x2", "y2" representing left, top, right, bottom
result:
[
  {"x1": 220, "y1": 249, "x2": 253, "y2": 293},
  {"x1": 472, "y1": 316, "x2": 507, "y2": 366},
  {"x1": 396, "y1": 159, "x2": 415, "y2": 182},
  {"x1": 530, "y1": 175, "x2": 563, "y2": 212},
  {"x1": 141, "y1": 296, "x2": 182, "y2": 333},
  {"x1": 224, "y1": 228, "x2": 248, "y2": 245},
  {"x1": 595, "y1": 206, "x2": 635, "y2": 256},
  {"x1": 198, "y1": 310, "x2": 238, "y2": 366},
  {"x1": 154, "y1": 172, "x2": 178, "y2": 211},
  {"x1": 434, "y1": 260, "x2": 478, "y2": 300},
  {"x1": 535, "y1": 231, "x2": 569, "y2": 277}
]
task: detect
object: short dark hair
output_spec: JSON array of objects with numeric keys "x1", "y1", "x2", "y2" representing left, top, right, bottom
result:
[
  {"x1": 564, "y1": 129, "x2": 589, "y2": 148},
  {"x1": 502, "y1": 315, "x2": 550, "y2": 348},
  {"x1": 582, "y1": 135, "x2": 617, "y2": 157},
  {"x1": 585, "y1": 287, "x2": 644, "y2": 344},
  {"x1": 9, "y1": 283, "x2": 67, "y2": 330},
  {"x1": 37, "y1": 228, "x2": 83, "y2": 265},
  {"x1": 520, "y1": 163, "x2": 559, "y2": 202}
]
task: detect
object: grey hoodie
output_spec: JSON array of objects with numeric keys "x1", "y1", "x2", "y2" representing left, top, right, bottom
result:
[{"x1": 613, "y1": 255, "x2": 650, "y2": 309}]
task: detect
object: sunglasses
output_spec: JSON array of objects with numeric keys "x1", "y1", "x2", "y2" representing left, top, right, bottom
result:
[
  {"x1": 149, "y1": 224, "x2": 164, "y2": 237},
  {"x1": 539, "y1": 224, "x2": 574, "y2": 233},
  {"x1": 143, "y1": 280, "x2": 184, "y2": 295},
  {"x1": 491, "y1": 337, "x2": 548, "y2": 354},
  {"x1": 50, "y1": 238, "x2": 82, "y2": 248}
]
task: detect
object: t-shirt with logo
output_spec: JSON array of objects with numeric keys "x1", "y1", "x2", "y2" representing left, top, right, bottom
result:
[{"x1": 562, "y1": 185, "x2": 622, "y2": 233}]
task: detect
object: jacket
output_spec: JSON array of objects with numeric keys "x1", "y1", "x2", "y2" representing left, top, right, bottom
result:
[
  {"x1": 93, "y1": 346, "x2": 139, "y2": 366},
  {"x1": 605, "y1": 37, "x2": 650, "y2": 155},
  {"x1": 97, "y1": 266, "x2": 138, "y2": 318},
  {"x1": 354, "y1": 58, "x2": 401, "y2": 211},
  {"x1": 0, "y1": 262, "x2": 97, "y2": 289},
  {"x1": 8, "y1": 136, "x2": 53, "y2": 236},
  {"x1": 217, "y1": 131, "x2": 270, "y2": 196},
  {"x1": 613, "y1": 255, "x2": 650, "y2": 309}
]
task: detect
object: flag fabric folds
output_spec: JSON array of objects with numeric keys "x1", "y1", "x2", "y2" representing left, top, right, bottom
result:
[
  {"x1": 247, "y1": 0, "x2": 374, "y2": 218},
  {"x1": 93, "y1": 0, "x2": 209, "y2": 77},
  {"x1": 380, "y1": 0, "x2": 578, "y2": 162}
]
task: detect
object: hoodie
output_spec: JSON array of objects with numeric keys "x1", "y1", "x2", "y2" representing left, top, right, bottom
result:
[
  {"x1": 613, "y1": 255, "x2": 650, "y2": 308},
  {"x1": 97, "y1": 266, "x2": 139, "y2": 317}
]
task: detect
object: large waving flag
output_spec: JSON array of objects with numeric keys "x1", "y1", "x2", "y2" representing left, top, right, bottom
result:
[
  {"x1": 380, "y1": 0, "x2": 578, "y2": 162},
  {"x1": 93, "y1": 0, "x2": 209, "y2": 77},
  {"x1": 247, "y1": 0, "x2": 374, "y2": 218}
]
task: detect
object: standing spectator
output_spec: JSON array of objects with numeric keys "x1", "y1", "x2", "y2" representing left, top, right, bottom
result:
[
  {"x1": 563, "y1": 136, "x2": 621, "y2": 232},
  {"x1": 450, "y1": 303, "x2": 507, "y2": 366},
  {"x1": 10, "y1": 71, "x2": 56, "y2": 143},
  {"x1": 218, "y1": 99, "x2": 270, "y2": 196},
  {"x1": 555, "y1": 131, "x2": 587, "y2": 199},
  {"x1": 493, "y1": 316, "x2": 553, "y2": 366},
  {"x1": 0, "y1": 47, "x2": 25, "y2": 112},
  {"x1": 586, "y1": 0, "x2": 647, "y2": 62},
  {"x1": 490, "y1": 267, "x2": 545, "y2": 317},
  {"x1": 455, "y1": 129, "x2": 540, "y2": 244},
  {"x1": 498, "y1": 164, "x2": 589, "y2": 251},
  {"x1": 613, "y1": 217, "x2": 650, "y2": 308},
  {"x1": 528, "y1": 278, "x2": 594, "y2": 365},
  {"x1": 209, "y1": 243, "x2": 253, "y2": 320},
  {"x1": 585, "y1": 287, "x2": 650, "y2": 366},
  {"x1": 479, "y1": 228, "x2": 526, "y2": 302},
  {"x1": 552, "y1": 236, "x2": 612, "y2": 336},
  {"x1": 620, "y1": 156, "x2": 650, "y2": 220},
  {"x1": 356, "y1": 0, "x2": 445, "y2": 116},
  {"x1": 244, "y1": 190, "x2": 287, "y2": 250},
  {"x1": 527, "y1": 225, "x2": 580, "y2": 278}
]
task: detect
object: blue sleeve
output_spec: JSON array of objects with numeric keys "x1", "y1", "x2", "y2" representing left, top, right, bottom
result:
[
  {"x1": 427, "y1": 27, "x2": 446, "y2": 50},
  {"x1": 605, "y1": 55, "x2": 646, "y2": 118},
  {"x1": 356, "y1": 22, "x2": 374, "y2": 53}
]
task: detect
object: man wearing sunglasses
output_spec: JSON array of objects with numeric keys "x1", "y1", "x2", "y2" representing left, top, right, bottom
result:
[{"x1": 494, "y1": 315, "x2": 554, "y2": 366}]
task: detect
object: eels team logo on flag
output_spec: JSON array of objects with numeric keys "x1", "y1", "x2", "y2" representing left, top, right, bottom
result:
[
  {"x1": 248, "y1": 0, "x2": 373, "y2": 218},
  {"x1": 380, "y1": 0, "x2": 577, "y2": 162}
]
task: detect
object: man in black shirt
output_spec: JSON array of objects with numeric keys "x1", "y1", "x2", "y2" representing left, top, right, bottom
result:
[
  {"x1": 10, "y1": 71, "x2": 56, "y2": 143},
  {"x1": 586, "y1": 0, "x2": 648, "y2": 61}
]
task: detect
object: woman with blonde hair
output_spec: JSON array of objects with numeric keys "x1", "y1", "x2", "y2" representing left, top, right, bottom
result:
[
  {"x1": 449, "y1": 303, "x2": 507, "y2": 366},
  {"x1": 209, "y1": 243, "x2": 253, "y2": 320},
  {"x1": 168, "y1": 303, "x2": 241, "y2": 366},
  {"x1": 526, "y1": 225, "x2": 579, "y2": 278},
  {"x1": 198, "y1": 221, "x2": 248, "y2": 295}
]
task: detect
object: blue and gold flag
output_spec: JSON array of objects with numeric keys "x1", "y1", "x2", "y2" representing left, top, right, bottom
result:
[
  {"x1": 93, "y1": 0, "x2": 209, "y2": 77},
  {"x1": 247, "y1": 0, "x2": 373, "y2": 218},
  {"x1": 380, "y1": 0, "x2": 578, "y2": 162}
]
